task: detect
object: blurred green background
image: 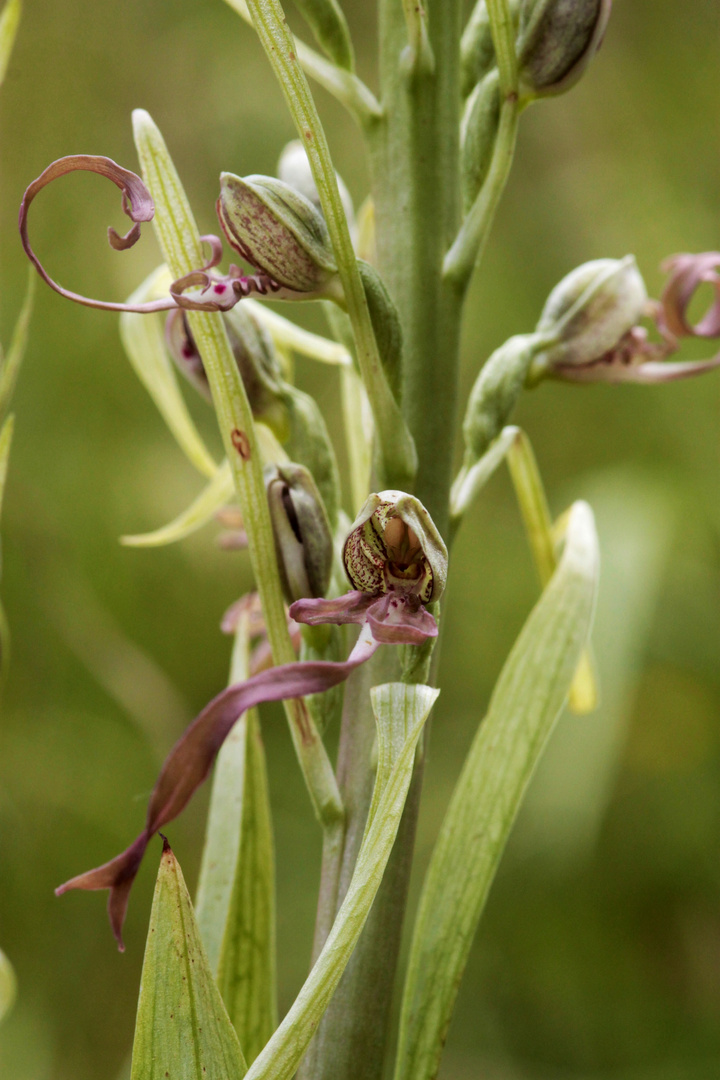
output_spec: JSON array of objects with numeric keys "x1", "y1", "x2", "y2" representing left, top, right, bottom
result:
[{"x1": 0, "y1": 1, "x2": 718, "y2": 1077}]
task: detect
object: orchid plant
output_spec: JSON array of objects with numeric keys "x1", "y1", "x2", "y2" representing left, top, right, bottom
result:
[{"x1": 13, "y1": 0, "x2": 720, "y2": 1077}]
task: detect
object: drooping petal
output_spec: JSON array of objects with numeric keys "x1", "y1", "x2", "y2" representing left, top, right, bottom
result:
[
  {"x1": 554, "y1": 355, "x2": 720, "y2": 383},
  {"x1": 366, "y1": 592, "x2": 439, "y2": 646},
  {"x1": 19, "y1": 155, "x2": 176, "y2": 313},
  {"x1": 660, "y1": 252, "x2": 720, "y2": 339},
  {"x1": 56, "y1": 633, "x2": 378, "y2": 949},
  {"x1": 289, "y1": 590, "x2": 376, "y2": 627}
]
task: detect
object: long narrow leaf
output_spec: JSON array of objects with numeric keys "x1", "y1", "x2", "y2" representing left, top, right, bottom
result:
[
  {"x1": 245, "y1": 683, "x2": 439, "y2": 1080},
  {"x1": 0, "y1": 0, "x2": 21, "y2": 88},
  {"x1": 0, "y1": 948, "x2": 16, "y2": 1024},
  {"x1": 130, "y1": 839, "x2": 247, "y2": 1080},
  {"x1": 394, "y1": 500, "x2": 599, "y2": 1080},
  {"x1": 0, "y1": 415, "x2": 15, "y2": 685},
  {"x1": 122, "y1": 460, "x2": 233, "y2": 548},
  {"x1": 0, "y1": 269, "x2": 34, "y2": 420},
  {"x1": 120, "y1": 267, "x2": 217, "y2": 479},
  {"x1": 195, "y1": 617, "x2": 277, "y2": 1063}
]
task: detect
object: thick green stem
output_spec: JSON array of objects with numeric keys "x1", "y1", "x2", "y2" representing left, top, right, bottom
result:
[
  {"x1": 244, "y1": 0, "x2": 417, "y2": 489},
  {"x1": 301, "y1": 4, "x2": 464, "y2": 1078}
]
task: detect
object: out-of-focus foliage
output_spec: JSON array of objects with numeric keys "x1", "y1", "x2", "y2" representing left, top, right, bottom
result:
[{"x1": 0, "y1": 2, "x2": 717, "y2": 1078}]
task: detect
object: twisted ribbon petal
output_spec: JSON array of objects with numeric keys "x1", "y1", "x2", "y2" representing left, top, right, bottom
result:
[{"x1": 660, "y1": 252, "x2": 720, "y2": 339}]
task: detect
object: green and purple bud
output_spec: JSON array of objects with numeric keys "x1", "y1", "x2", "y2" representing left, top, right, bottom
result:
[{"x1": 217, "y1": 172, "x2": 341, "y2": 299}]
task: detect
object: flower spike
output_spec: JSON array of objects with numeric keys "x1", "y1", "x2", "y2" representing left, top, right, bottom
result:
[
  {"x1": 56, "y1": 492, "x2": 446, "y2": 948},
  {"x1": 19, "y1": 155, "x2": 176, "y2": 314}
]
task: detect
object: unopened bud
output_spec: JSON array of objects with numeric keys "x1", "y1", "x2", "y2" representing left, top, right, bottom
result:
[
  {"x1": 343, "y1": 491, "x2": 447, "y2": 603},
  {"x1": 266, "y1": 463, "x2": 333, "y2": 604},
  {"x1": 517, "y1": 0, "x2": 612, "y2": 97},
  {"x1": 278, "y1": 140, "x2": 355, "y2": 229},
  {"x1": 217, "y1": 172, "x2": 339, "y2": 296},
  {"x1": 165, "y1": 305, "x2": 287, "y2": 425},
  {"x1": 461, "y1": 69, "x2": 501, "y2": 211},
  {"x1": 532, "y1": 256, "x2": 647, "y2": 374}
]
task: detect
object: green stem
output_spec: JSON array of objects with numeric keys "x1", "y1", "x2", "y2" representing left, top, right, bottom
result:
[
  {"x1": 244, "y1": 0, "x2": 417, "y2": 489},
  {"x1": 132, "y1": 110, "x2": 343, "y2": 836},
  {"x1": 303, "y1": 4, "x2": 464, "y2": 1078},
  {"x1": 223, "y1": 0, "x2": 382, "y2": 126}
]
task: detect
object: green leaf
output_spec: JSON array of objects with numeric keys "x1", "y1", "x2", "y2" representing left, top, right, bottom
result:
[
  {"x1": 130, "y1": 839, "x2": 247, "y2": 1080},
  {"x1": 119, "y1": 267, "x2": 218, "y2": 479},
  {"x1": 122, "y1": 460, "x2": 233, "y2": 548},
  {"x1": 0, "y1": 269, "x2": 34, "y2": 421},
  {"x1": 0, "y1": 0, "x2": 21, "y2": 89},
  {"x1": 0, "y1": 948, "x2": 17, "y2": 1024},
  {"x1": 0, "y1": 413, "x2": 15, "y2": 530},
  {"x1": 244, "y1": 683, "x2": 439, "y2": 1080},
  {"x1": 0, "y1": 415, "x2": 15, "y2": 685},
  {"x1": 394, "y1": 500, "x2": 599, "y2": 1080},
  {"x1": 196, "y1": 621, "x2": 277, "y2": 1064}
]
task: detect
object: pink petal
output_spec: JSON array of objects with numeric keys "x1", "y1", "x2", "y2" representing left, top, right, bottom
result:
[
  {"x1": 56, "y1": 643, "x2": 377, "y2": 949},
  {"x1": 289, "y1": 590, "x2": 376, "y2": 627}
]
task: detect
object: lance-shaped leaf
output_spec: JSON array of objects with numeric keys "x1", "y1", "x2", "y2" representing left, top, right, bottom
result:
[
  {"x1": 130, "y1": 839, "x2": 247, "y2": 1080},
  {"x1": 0, "y1": 948, "x2": 16, "y2": 1024},
  {"x1": 122, "y1": 460, "x2": 234, "y2": 548},
  {"x1": 0, "y1": 0, "x2": 21, "y2": 89},
  {"x1": 195, "y1": 616, "x2": 277, "y2": 1064},
  {"x1": 119, "y1": 267, "x2": 218, "y2": 479},
  {"x1": 244, "y1": 683, "x2": 439, "y2": 1080},
  {"x1": 0, "y1": 268, "x2": 34, "y2": 421},
  {"x1": 394, "y1": 500, "x2": 599, "y2": 1080}
]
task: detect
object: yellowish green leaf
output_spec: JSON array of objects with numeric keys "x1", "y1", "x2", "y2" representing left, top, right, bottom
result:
[
  {"x1": 0, "y1": 0, "x2": 21, "y2": 88},
  {"x1": 122, "y1": 460, "x2": 233, "y2": 548},
  {"x1": 120, "y1": 267, "x2": 217, "y2": 479},
  {"x1": 394, "y1": 500, "x2": 599, "y2": 1080},
  {"x1": 130, "y1": 840, "x2": 247, "y2": 1080}
]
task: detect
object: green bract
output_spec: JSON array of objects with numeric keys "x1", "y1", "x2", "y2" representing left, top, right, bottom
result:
[{"x1": 343, "y1": 491, "x2": 448, "y2": 603}]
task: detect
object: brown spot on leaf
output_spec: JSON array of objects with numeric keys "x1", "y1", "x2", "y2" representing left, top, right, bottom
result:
[{"x1": 230, "y1": 428, "x2": 251, "y2": 460}]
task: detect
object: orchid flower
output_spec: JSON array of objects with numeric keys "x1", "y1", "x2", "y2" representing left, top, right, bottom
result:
[
  {"x1": 19, "y1": 155, "x2": 340, "y2": 318},
  {"x1": 56, "y1": 491, "x2": 447, "y2": 949},
  {"x1": 533, "y1": 253, "x2": 720, "y2": 385}
]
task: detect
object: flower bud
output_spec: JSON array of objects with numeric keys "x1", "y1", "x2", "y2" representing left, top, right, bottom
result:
[
  {"x1": 266, "y1": 463, "x2": 333, "y2": 604},
  {"x1": 532, "y1": 256, "x2": 647, "y2": 373},
  {"x1": 343, "y1": 491, "x2": 447, "y2": 604},
  {"x1": 217, "y1": 172, "x2": 339, "y2": 296},
  {"x1": 461, "y1": 68, "x2": 501, "y2": 212},
  {"x1": 517, "y1": 0, "x2": 612, "y2": 97},
  {"x1": 165, "y1": 305, "x2": 286, "y2": 424},
  {"x1": 278, "y1": 140, "x2": 355, "y2": 229}
]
